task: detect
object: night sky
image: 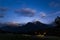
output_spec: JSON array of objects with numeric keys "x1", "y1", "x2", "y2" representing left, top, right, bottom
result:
[{"x1": 0, "y1": 0, "x2": 60, "y2": 24}]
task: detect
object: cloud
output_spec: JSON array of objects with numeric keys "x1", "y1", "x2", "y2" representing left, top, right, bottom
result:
[
  {"x1": 53, "y1": 11, "x2": 60, "y2": 16},
  {"x1": 15, "y1": 8, "x2": 36, "y2": 17},
  {"x1": 0, "y1": 14, "x2": 4, "y2": 18},
  {"x1": 39, "y1": 12, "x2": 46, "y2": 18},
  {"x1": 49, "y1": 1, "x2": 60, "y2": 8},
  {"x1": 33, "y1": 18, "x2": 40, "y2": 22},
  {"x1": 0, "y1": 7, "x2": 8, "y2": 12},
  {"x1": 46, "y1": 11, "x2": 60, "y2": 17},
  {"x1": 51, "y1": 11, "x2": 60, "y2": 15},
  {"x1": 0, "y1": 7, "x2": 8, "y2": 18},
  {"x1": 55, "y1": 11, "x2": 60, "y2": 14}
]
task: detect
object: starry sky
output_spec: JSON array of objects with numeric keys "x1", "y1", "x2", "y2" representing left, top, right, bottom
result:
[{"x1": 0, "y1": 0, "x2": 60, "y2": 24}]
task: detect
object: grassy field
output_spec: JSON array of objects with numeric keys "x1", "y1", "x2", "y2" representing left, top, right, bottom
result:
[{"x1": 0, "y1": 33, "x2": 60, "y2": 40}]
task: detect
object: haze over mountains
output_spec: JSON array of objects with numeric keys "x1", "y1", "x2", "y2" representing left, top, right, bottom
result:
[
  {"x1": 0, "y1": 16, "x2": 60, "y2": 35},
  {"x1": 0, "y1": 21, "x2": 54, "y2": 33}
]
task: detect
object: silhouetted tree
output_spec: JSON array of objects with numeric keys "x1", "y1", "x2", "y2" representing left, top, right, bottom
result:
[{"x1": 55, "y1": 16, "x2": 60, "y2": 27}]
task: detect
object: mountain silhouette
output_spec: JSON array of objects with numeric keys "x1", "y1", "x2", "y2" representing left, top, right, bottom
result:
[
  {"x1": 0, "y1": 21, "x2": 50, "y2": 33},
  {"x1": 0, "y1": 16, "x2": 60, "y2": 36}
]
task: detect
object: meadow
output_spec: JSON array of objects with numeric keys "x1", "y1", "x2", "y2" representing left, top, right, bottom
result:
[{"x1": 0, "y1": 33, "x2": 60, "y2": 40}]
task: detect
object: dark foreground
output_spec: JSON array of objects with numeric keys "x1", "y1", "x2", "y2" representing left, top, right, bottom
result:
[{"x1": 0, "y1": 33, "x2": 60, "y2": 40}]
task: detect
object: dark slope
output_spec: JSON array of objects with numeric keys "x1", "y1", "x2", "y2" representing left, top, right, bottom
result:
[
  {"x1": 0, "y1": 21, "x2": 50, "y2": 34},
  {"x1": 0, "y1": 16, "x2": 60, "y2": 36}
]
